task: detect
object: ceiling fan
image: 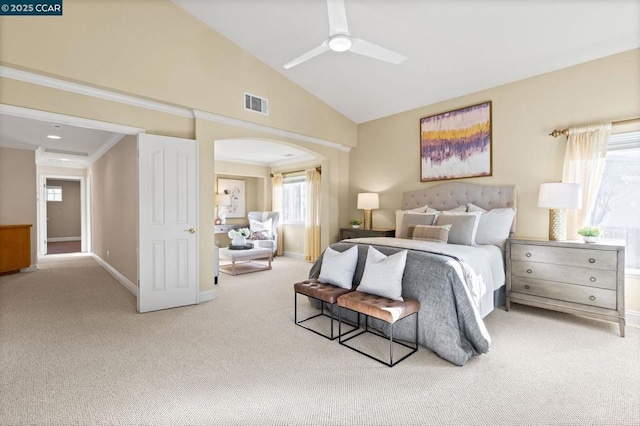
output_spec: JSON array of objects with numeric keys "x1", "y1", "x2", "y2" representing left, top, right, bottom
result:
[{"x1": 283, "y1": 0, "x2": 407, "y2": 69}]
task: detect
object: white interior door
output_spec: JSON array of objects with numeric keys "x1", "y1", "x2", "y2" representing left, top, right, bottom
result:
[{"x1": 138, "y1": 133, "x2": 198, "y2": 313}]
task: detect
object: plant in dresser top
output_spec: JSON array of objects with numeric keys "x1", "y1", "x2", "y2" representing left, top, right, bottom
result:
[{"x1": 506, "y1": 238, "x2": 625, "y2": 336}]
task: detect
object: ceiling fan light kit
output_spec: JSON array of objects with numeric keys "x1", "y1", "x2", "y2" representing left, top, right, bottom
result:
[
  {"x1": 328, "y1": 34, "x2": 352, "y2": 52},
  {"x1": 283, "y1": 0, "x2": 407, "y2": 69}
]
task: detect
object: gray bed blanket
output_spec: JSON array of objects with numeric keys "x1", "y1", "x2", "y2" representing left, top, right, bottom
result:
[{"x1": 309, "y1": 241, "x2": 491, "y2": 366}]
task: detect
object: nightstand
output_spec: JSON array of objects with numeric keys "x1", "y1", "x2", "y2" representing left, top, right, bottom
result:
[
  {"x1": 340, "y1": 228, "x2": 395, "y2": 240},
  {"x1": 506, "y1": 238, "x2": 625, "y2": 336}
]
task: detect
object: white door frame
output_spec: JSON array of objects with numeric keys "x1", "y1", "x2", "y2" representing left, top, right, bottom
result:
[{"x1": 38, "y1": 174, "x2": 86, "y2": 256}]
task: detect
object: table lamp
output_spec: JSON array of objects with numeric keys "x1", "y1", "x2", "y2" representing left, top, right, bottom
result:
[
  {"x1": 215, "y1": 193, "x2": 231, "y2": 224},
  {"x1": 538, "y1": 183, "x2": 582, "y2": 241},
  {"x1": 357, "y1": 193, "x2": 379, "y2": 230}
]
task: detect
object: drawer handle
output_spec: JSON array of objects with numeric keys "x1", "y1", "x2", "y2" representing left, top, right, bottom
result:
[
  {"x1": 525, "y1": 252, "x2": 532, "y2": 258},
  {"x1": 590, "y1": 277, "x2": 597, "y2": 282},
  {"x1": 589, "y1": 295, "x2": 596, "y2": 301},
  {"x1": 526, "y1": 269, "x2": 532, "y2": 274},
  {"x1": 524, "y1": 285, "x2": 531, "y2": 290},
  {"x1": 589, "y1": 258, "x2": 596, "y2": 264}
]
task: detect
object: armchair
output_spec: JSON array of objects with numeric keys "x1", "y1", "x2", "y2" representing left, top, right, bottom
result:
[{"x1": 247, "y1": 211, "x2": 280, "y2": 255}]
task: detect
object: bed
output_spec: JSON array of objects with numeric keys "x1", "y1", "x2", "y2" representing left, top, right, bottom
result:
[{"x1": 309, "y1": 182, "x2": 516, "y2": 366}]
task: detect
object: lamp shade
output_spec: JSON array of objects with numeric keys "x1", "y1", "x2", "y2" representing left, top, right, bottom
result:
[
  {"x1": 215, "y1": 194, "x2": 231, "y2": 206},
  {"x1": 538, "y1": 183, "x2": 582, "y2": 209},
  {"x1": 357, "y1": 193, "x2": 379, "y2": 210}
]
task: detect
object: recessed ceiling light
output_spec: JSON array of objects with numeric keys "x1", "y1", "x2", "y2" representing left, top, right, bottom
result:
[{"x1": 47, "y1": 135, "x2": 61, "y2": 139}]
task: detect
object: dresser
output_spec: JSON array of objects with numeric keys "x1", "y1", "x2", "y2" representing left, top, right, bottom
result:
[
  {"x1": 340, "y1": 228, "x2": 395, "y2": 240},
  {"x1": 506, "y1": 238, "x2": 625, "y2": 336},
  {"x1": 0, "y1": 224, "x2": 32, "y2": 274}
]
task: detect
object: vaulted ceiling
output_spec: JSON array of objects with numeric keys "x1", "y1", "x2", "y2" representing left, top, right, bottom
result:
[{"x1": 174, "y1": 0, "x2": 640, "y2": 124}]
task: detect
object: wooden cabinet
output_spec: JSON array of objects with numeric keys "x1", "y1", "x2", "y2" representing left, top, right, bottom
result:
[
  {"x1": 506, "y1": 238, "x2": 625, "y2": 336},
  {"x1": 0, "y1": 224, "x2": 32, "y2": 274},
  {"x1": 340, "y1": 227, "x2": 395, "y2": 240}
]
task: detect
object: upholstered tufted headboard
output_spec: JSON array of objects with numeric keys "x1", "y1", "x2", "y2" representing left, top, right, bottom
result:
[{"x1": 401, "y1": 182, "x2": 517, "y2": 232}]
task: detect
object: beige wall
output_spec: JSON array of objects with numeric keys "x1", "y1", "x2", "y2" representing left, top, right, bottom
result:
[
  {"x1": 353, "y1": 48, "x2": 640, "y2": 311},
  {"x1": 89, "y1": 136, "x2": 138, "y2": 285},
  {"x1": 0, "y1": 0, "x2": 355, "y2": 293},
  {"x1": 282, "y1": 224, "x2": 305, "y2": 257},
  {"x1": 0, "y1": 147, "x2": 37, "y2": 267},
  {"x1": 46, "y1": 179, "x2": 81, "y2": 239},
  {"x1": 0, "y1": 0, "x2": 356, "y2": 147}
]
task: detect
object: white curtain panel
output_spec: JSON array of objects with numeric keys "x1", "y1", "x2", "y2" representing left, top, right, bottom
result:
[
  {"x1": 271, "y1": 173, "x2": 284, "y2": 256},
  {"x1": 304, "y1": 168, "x2": 321, "y2": 262},
  {"x1": 562, "y1": 123, "x2": 611, "y2": 238}
]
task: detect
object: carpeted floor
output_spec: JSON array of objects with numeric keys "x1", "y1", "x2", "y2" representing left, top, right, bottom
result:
[{"x1": 0, "y1": 254, "x2": 639, "y2": 425}]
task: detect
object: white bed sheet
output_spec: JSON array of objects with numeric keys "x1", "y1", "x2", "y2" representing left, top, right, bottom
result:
[{"x1": 343, "y1": 237, "x2": 505, "y2": 318}]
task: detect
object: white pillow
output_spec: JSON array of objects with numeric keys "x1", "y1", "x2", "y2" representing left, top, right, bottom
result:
[
  {"x1": 356, "y1": 246, "x2": 408, "y2": 301},
  {"x1": 395, "y1": 206, "x2": 428, "y2": 236},
  {"x1": 249, "y1": 217, "x2": 273, "y2": 239},
  {"x1": 425, "y1": 205, "x2": 466, "y2": 214},
  {"x1": 318, "y1": 245, "x2": 358, "y2": 290},
  {"x1": 467, "y1": 204, "x2": 516, "y2": 247},
  {"x1": 398, "y1": 212, "x2": 438, "y2": 238},
  {"x1": 435, "y1": 211, "x2": 482, "y2": 245}
]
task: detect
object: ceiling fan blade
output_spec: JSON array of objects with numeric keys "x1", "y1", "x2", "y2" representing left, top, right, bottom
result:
[
  {"x1": 283, "y1": 41, "x2": 330, "y2": 69},
  {"x1": 350, "y1": 37, "x2": 407, "y2": 64},
  {"x1": 327, "y1": 0, "x2": 349, "y2": 36}
]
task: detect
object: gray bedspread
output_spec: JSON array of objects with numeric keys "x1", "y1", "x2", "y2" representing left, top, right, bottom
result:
[{"x1": 309, "y1": 241, "x2": 491, "y2": 366}]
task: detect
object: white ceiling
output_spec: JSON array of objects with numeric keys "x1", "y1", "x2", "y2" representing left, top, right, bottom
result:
[
  {"x1": 2, "y1": 1, "x2": 638, "y2": 167},
  {"x1": 174, "y1": 0, "x2": 640, "y2": 124},
  {"x1": 0, "y1": 114, "x2": 124, "y2": 168}
]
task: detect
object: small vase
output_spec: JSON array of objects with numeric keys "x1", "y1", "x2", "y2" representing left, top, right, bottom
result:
[
  {"x1": 352, "y1": 225, "x2": 361, "y2": 229},
  {"x1": 232, "y1": 236, "x2": 247, "y2": 246},
  {"x1": 583, "y1": 236, "x2": 599, "y2": 243}
]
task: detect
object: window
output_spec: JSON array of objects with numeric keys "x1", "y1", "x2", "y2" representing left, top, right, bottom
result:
[
  {"x1": 46, "y1": 185, "x2": 62, "y2": 202},
  {"x1": 283, "y1": 174, "x2": 306, "y2": 224},
  {"x1": 590, "y1": 131, "x2": 640, "y2": 271}
]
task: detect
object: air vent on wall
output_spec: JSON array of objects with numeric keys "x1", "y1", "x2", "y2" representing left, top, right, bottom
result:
[{"x1": 244, "y1": 92, "x2": 269, "y2": 115}]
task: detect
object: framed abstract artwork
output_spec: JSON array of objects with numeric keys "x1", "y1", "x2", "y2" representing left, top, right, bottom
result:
[
  {"x1": 217, "y1": 178, "x2": 245, "y2": 218},
  {"x1": 419, "y1": 101, "x2": 492, "y2": 182}
]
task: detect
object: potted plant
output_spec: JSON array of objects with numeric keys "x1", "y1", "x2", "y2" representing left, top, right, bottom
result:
[
  {"x1": 349, "y1": 219, "x2": 362, "y2": 229},
  {"x1": 228, "y1": 227, "x2": 251, "y2": 246},
  {"x1": 577, "y1": 226, "x2": 602, "y2": 243}
]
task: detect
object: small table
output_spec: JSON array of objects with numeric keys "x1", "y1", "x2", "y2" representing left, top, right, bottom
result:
[
  {"x1": 219, "y1": 246, "x2": 273, "y2": 276},
  {"x1": 340, "y1": 227, "x2": 395, "y2": 240}
]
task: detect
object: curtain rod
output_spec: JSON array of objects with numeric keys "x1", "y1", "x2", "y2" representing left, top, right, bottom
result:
[
  {"x1": 270, "y1": 166, "x2": 321, "y2": 178},
  {"x1": 549, "y1": 117, "x2": 640, "y2": 138}
]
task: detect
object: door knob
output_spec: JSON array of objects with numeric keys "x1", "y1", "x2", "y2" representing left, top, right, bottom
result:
[{"x1": 186, "y1": 228, "x2": 195, "y2": 234}]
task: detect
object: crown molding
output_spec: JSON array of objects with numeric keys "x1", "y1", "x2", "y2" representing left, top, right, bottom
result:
[
  {"x1": 0, "y1": 66, "x2": 352, "y2": 152},
  {"x1": 193, "y1": 110, "x2": 351, "y2": 152},
  {"x1": 0, "y1": 104, "x2": 145, "y2": 135},
  {"x1": 0, "y1": 66, "x2": 194, "y2": 118}
]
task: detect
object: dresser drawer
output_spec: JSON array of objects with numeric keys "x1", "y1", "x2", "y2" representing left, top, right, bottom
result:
[
  {"x1": 511, "y1": 244, "x2": 617, "y2": 270},
  {"x1": 511, "y1": 260, "x2": 617, "y2": 290},
  {"x1": 511, "y1": 277, "x2": 617, "y2": 310}
]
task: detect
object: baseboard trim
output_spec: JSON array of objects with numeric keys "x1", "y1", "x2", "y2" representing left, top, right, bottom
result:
[
  {"x1": 283, "y1": 252, "x2": 305, "y2": 260},
  {"x1": 92, "y1": 253, "x2": 138, "y2": 297},
  {"x1": 20, "y1": 264, "x2": 38, "y2": 272},
  {"x1": 199, "y1": 290, "x2": 216, "y2": 303},
  {"x1": 626, "y1": 310, "x2": 640, "y2": 328},
  {"x1": 48, "y1": 237, "x2": 81, "y2": 242}
]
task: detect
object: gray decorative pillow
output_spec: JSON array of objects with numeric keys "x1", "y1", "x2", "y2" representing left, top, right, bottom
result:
[
  {"x1": 435, "y1": 212, "x2": 482, "y2": 245},
  {"x1": 407, "y1": 224, "x2": 452, "y2": 243},
  {"x1": 248, "y1": 230, "x2": 270, "y2": 240},
  {"x1": 398, "y1": 213, "x2": 438, "y2": 238},
  {"x1": 356, "y1": 246, "x2": 408, "y2": 301}
]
